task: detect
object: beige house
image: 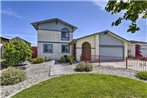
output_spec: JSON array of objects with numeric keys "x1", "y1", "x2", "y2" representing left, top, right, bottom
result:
[
  {"x1": 32, "y1": 18, "x2": 77, "y2": 60},
  {"x1": 72, "y1": 30, "x2": 129, "y2": 61},
  {"x1": 32, "y1": 18, "x2": 147, "y2": 61}
]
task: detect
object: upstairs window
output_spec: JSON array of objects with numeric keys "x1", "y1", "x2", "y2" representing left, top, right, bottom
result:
[
  {"x1": 61, "y1": 28, "x2": 70, "y2": 41},
  {"x1": 61, "y1": 44, "x2": 70, "y2": 53},
  {"x1": 43, "y1": 44, "x2": 53, "y2": 53}
]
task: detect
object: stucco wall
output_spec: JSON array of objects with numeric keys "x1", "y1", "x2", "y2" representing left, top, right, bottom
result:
[
  {"x1": 124, "y1": 41, "x2": 129, "y2": 58},
  {"x1": 129, "y1": 44, "x2": 135, "y2": 57},
  {"x1": 76, "y1": 34, "x2": 99, "y2": 61},
  {"x1": 141, "y1": 44, "x2": 147, "y2": 57},
  {"x1": 129, "y1": 43, "x2": 147, "y2": 57}
]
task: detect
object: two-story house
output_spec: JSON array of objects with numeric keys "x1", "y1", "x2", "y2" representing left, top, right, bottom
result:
[
  {"x1": 32, "y1": 18, "x2": 77, "y2": 60},
  {"x1": 32, "y1": 18, "x2": 147, "y2": 61}
]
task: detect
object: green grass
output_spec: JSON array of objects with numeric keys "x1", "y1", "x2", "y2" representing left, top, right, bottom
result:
[{"x1": 12, "y1": 74, "x2": 147, "y2": 98}]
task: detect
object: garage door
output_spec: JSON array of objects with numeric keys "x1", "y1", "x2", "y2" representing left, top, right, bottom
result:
[{"x1": 100, "y1": 46, "x2": 124, "y2": 61}]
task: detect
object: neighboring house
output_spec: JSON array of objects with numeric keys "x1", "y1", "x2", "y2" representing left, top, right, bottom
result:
[
  {"x1": 11, "y1": 37, "x2": 31, "y2": 46},
  {"x1": 72, "y1": 30, "x2": 128, "y2": 61},
  {"x1": 128, "y1": 40, "x2": 147, "y2": 57},
  {"x1": 31, "y1": 18, "x2": 77, "y2": 60},
  {"x1": 0, "y1": 36, "x2": 9, "y2": 59}
]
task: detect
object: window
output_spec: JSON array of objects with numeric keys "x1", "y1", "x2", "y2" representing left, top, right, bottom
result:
[
  {"x1": 43, "y1": 44, "x2": 53, "y2": 53},
  {"x1": 61, "y1": 44, "x2": 70, "y2": 53},
  {"x1": 61, "y1": 28, "x2": 70, "y2": 41}
]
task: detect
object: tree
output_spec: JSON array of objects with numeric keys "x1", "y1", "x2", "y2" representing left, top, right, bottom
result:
[
  {"x1": 105, "y1": 0, "x2": 147, "y2": 33},
  {"x1": 3, "y1": 39, "x2": 32, "y2": 66},
  {"x1": 135, "y1": 44, "x2": 142, "y2": 58}
]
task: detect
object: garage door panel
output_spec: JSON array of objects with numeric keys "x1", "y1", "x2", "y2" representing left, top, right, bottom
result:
[{"x1": 100, "y1": 47, "x2": 124, "y2": 61}]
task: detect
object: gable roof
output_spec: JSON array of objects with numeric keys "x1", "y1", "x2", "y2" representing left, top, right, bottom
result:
[
  {"x1": 75, "y1": 30, "x2": 128, "y2": 42},
  {"x1": 31, "y1": 18, "x2": 77, "y2": 31},
  {"x1": 11, "y1": 37, "x2": 31, "y2": 45},
  {"x1": 0, "y1": 36, "x2": 9, "y2": 40}
]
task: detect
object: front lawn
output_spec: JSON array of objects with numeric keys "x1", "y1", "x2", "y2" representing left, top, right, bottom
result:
[{"x1": 13, "y1": 74, "x2": 147, "y2": 98}]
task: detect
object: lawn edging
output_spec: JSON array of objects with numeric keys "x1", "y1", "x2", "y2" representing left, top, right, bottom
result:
[{"x1": 7, "y1": 76, "x2": 58, "y2": 98}]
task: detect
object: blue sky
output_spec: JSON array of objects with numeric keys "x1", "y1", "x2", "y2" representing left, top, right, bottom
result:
[{"x1": 1, "y1": 1, "x2": 147, "y2": 46}]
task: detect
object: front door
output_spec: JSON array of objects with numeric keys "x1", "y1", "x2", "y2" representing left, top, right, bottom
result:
[{"x1": 81, "y1": 42, "x2": 91, "y2": 61}]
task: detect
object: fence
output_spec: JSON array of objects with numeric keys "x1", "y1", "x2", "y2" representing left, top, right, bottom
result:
[
  {"x1": 126, "y1": 57, "x2": 147, "y2": 71},
  {"x1": 81, "y1": 55, "x2": 147, "y2": 71}
]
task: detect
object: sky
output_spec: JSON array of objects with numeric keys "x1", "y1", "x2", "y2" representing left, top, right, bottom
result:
[{"x1": 1, "y1": 1, "x2": 147, "y2": 46}]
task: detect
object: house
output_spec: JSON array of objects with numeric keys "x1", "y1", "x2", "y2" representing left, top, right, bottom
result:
[
  {"x1": 0, "y1": 36, "x2": 9, "y2": 59},
  {"x1": 0, "y1": 36, "x2": 31, "y2": 59},
  {"x1": 32, "y1": 18, "x2": 147, "y2": 61},
  {"x1": 128, "y1": 40, "x2": 147, "y2": 57},
  {"x1": 11, "y1": 37, "x2": 31, "y2": 46},
  {"x1": 31, "y1": 18, "x2": 77, "y2": 60},
  {"x1": 72, "y1": 30, "x2": 128, "y2": 61}
]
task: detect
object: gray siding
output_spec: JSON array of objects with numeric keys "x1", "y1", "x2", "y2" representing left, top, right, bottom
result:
[
  {"x1": 38, "y1": 21, "x2": 73, "y2": 32},
  {"x1": 99, "y1": 33, "x2": 124, "y2": 46},
  {"x1": 37, "y1": 21, "x2": 73, "y2": 60}
]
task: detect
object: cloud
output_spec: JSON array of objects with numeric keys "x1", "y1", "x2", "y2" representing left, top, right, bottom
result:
[
  {"x1": 92, "y1": 0, "x2": 108, "y2": 10},
  {"x1": 0, "y1": 8, "x2": 22, "y2": 19}
]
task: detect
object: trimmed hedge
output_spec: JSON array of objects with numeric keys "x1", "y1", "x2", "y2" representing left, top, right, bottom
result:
[
  {"x1": 31, "y1": 57, "x2": 45, "y2": 64},
  {"x1": 136, "y1": 71, "x2": 147, "y2": 80},
  {"x1": 0, "y1": 67, "x2": 27, "y2": 85},
  {"x1": 75, "y1": 61, "x2": 93, "y2": 72}
]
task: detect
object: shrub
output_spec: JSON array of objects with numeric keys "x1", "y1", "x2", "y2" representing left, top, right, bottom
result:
[
  {"x1": 3, "y1": 39, "x2": 32, "y2": 67},
  {"x1": 67, "y1": 56, "x2": 75, "y2": 64},
  {"x1": 59, "y1": 56, "x2": 65, "y2": 63},
  {"x1": 64, "y1": 55, "x2": 68, "y2": 62},
  {"x1": 0, "y1": 67, "x2": 27, "y2": 85},
  {"x1": 75, "y1": 61, "x2": 85, "y2": 72},
  {"x1": 31, "y1": 57, "x2": 45, "y2": 64},
  {"x1": 85, "y1": 62, "x2": 93, "y2": 72},
  {"x1": 75, "y1": 61, "x2": 93, "y2": 72},
  {"x1": 136, "y1": 71, "x2": 147, "y2": 80}
]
